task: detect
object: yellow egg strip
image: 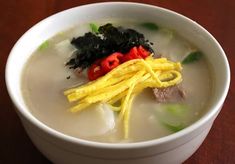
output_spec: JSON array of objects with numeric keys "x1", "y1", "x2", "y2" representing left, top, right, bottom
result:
[
  {"x1": 83, "y1": 71, "x2": 144, "y2": 104},
  {"x1": 67, "y1": 73, "x2": 134, "y2": 102},
  {"x1": 107, "y1": 72, "x2": 152, "y2": 105},
  {"x1": 108, "y1": 104, "x2": 121, "y2": 112},
  {"x1": 70, "y1": 101, "x2": 90, "y2": 113},
  {"x1": 140, "y1": 59, "x2": 162, "y2": 86},
  {"x1": 119, "y1": 71, "x2": 140, "y2": 120},
  {"x1": 124, "y1": 94, "x2": 135, "y2": 139}
]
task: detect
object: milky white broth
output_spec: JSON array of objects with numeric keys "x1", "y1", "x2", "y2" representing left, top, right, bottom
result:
[{"x1": 21, "y1": 20, "x2": 213, "y2": 143}]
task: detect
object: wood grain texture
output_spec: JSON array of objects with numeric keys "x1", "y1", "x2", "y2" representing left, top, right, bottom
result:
[{"x1": 0, "y1": 0, "x2": 234, "y2": 163}]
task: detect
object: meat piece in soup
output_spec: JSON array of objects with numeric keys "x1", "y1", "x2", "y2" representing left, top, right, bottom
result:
[{"x1": 153, "y1": 85, "x2": 186, "y2": 103}]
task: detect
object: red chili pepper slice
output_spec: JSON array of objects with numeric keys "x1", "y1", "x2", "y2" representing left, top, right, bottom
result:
[
  {"x1": 121, "y1": 54, "x2": 132, "y2": 62},
  {"x1": 128, "y1": 46, "x2": 142, "y2": 59},
  {"x1": 137, "y1": 45, "x2": 150, "y2": 59},
  {"x1": 87, "y1": 63, "x2": 104, "y2": 81},
  {"x1": 122, "y1": 46, "x2": 142, "y2": 62},
  {"x1": 101, "y1": 52, "x2": 123, "y2": 73}
]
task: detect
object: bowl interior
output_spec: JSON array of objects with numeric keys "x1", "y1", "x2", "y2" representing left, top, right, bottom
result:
[{"x1": 6, "y1": 2, "x2": 230, "y2": 147}]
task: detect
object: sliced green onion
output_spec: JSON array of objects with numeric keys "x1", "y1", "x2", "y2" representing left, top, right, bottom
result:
[
  {"x1": 140, "y1": 22, "x2": 159, "y2": 31},
  {"x1": 38, "y1": 40, "x2": 49, "y2": 51},
  {"x1": 182, "y1": 51, "x2": 203, "y2": 64},
  {"x1": 89, "y1": 23, "x2": 99, "y2": 33},
  {"x1": 164, "y1": 104, "x2": 188, "y2": 116},
  {"x1": 162, "y1": 121, "x2": 185, "y2": 132},
  {"x1": 157, "y1": 104, "x2": 189, "y2": 133}
]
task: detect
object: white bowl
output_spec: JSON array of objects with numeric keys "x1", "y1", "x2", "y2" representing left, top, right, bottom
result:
[{"x1": 5, "y1": 2, "x2": 230, "y2": 164}]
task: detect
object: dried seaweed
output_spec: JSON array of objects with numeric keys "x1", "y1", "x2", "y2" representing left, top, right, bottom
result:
[{"x1": 66, "y1": 23, "x2": 154, "y2": 69}]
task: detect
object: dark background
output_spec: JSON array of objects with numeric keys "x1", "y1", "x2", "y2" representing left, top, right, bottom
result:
[{"x1": 1, "y1": 0, "x2": 235, "y2": 163}]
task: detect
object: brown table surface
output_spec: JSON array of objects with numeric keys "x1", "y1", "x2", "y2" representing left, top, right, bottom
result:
[{"x1": 1, "y1": 0, "x2": 235, "y2": 163}]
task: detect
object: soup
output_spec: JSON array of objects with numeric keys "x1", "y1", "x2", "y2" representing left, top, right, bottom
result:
[{"x1": 21, "y1": 20, "x2": 212, "y2": 143}]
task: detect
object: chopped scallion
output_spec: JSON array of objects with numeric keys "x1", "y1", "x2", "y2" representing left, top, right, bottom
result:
[
  {"x1": 164, "y1": 104, "x2": 188, "y2": 116},
  {"x1": 38, "y1": 40, "x2": 49, "y2": 51},
  {"x1": 89, "y1": 23, "x2": 99, "y2": 33},
  {"x1": 162, "y1": 121, "x2": 185, "y2": 132},
  {"x1": 182, "y1": 51, "x2": 203, "y2": 64},
  {"x1": 140, "y1": 22, "x2": 159, "y2": 31}
]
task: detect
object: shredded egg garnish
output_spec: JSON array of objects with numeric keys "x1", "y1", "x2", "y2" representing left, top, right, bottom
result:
[{"x1": 64, "y1": 55, "x2": 182, "y2": 139}]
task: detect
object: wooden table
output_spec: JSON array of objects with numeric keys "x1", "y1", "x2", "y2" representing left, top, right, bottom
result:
[{"x1": 1, "y1": 0, "x2": 234, "y2": 163}]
